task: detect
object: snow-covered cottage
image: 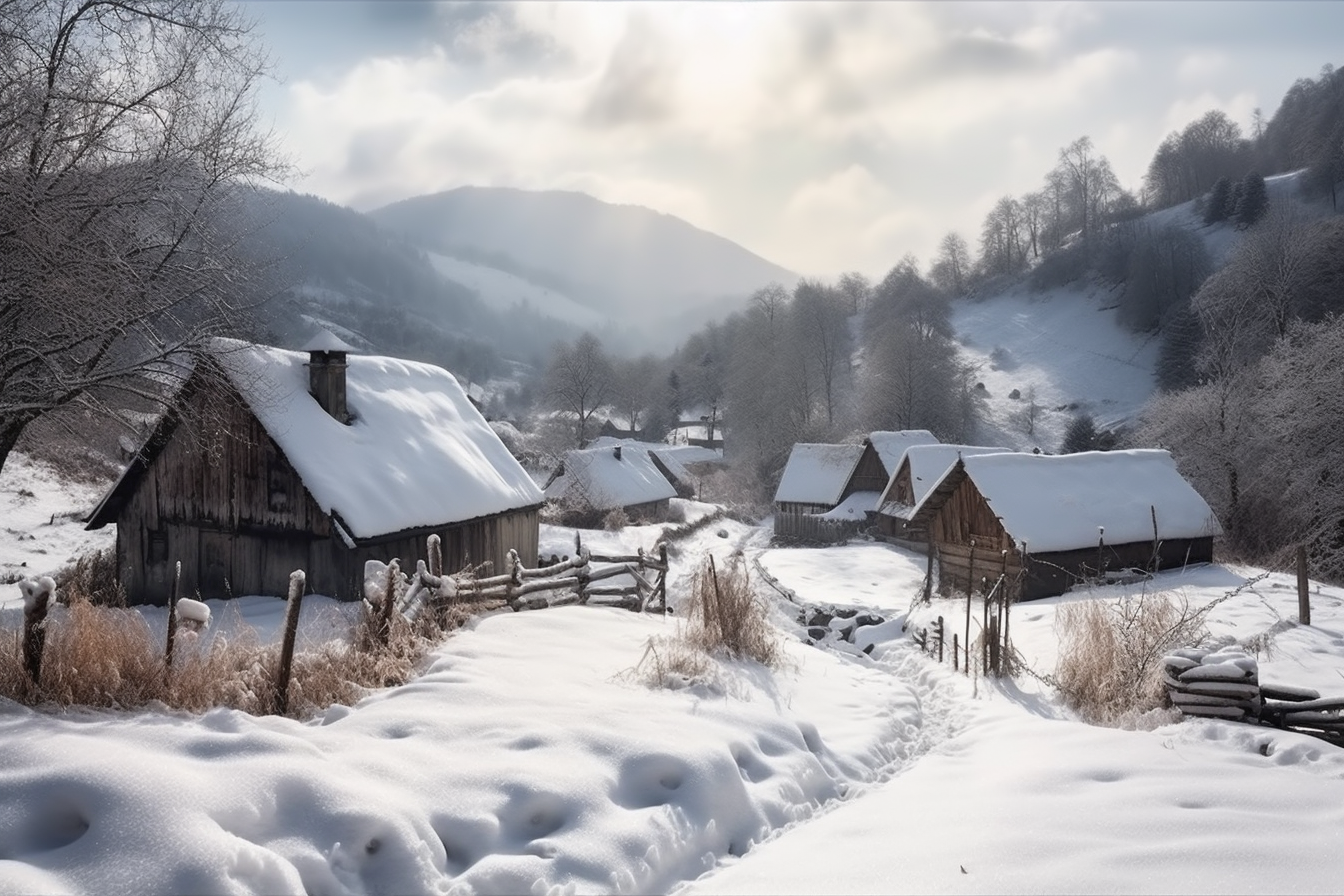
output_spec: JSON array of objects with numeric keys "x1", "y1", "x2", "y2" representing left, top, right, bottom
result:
[
  {"x1": 866, "y1": 430, "x2": 938, "y2": 479},
  {"x1": 906, "y1": 450, "x2": 1222, "y2": 601},
  {"x1": 544, "y1": 443, "x2": 677, "y2": 525},
  {"x1": 87, "y1": 336, "x2": 544, "y2": 605},
  {"x1": 873, "y1": 443, "x2": 1012, "y2": 541},
  {"x1": 586, "y1": 436, "x2": 725, "y2": 499},
  {"x1": 773, "y1": 442, "x2": 887, "y2": 542}
]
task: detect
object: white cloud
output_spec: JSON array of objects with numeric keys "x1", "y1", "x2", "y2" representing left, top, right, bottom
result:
[{"x1": 260, "y1": 0, "x2": 1342, "y2": 277}]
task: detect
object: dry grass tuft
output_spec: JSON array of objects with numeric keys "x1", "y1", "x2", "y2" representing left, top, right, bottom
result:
[
  {"x1": 53, "y1": 548, "x2": 124, "y2": 606},
  {"x1": 1053, "y1": 591, "x2": 1209, "y2": 726},
  {"x1": 0, "y1": 586, "x2": 446, "y2": 718},
  {"x1": 684, "y1": 555, "x2": 780, "y2": 666},
  {"x1": 625, "y1": 555, "x2": 781, "y2": 692}
]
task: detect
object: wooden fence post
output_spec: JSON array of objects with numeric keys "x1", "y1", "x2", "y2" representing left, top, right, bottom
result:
[
  {"x1": 952, "y1": 633, "x2": 959, "y2": 673},
  {"x1": 1096, "y1": 526, "x2": 1105, "y2": 580},
  {"x1": 164, "y1": 561, "x2": 182, "y2": 676},
  {"x1": 924, "y1": 539, "x2": 934, "y2": 603},
  {"x1": 379, "y1": 559, "x2": 400, "y2": 643},
  {"x1": 659, "y1": 543, "x2": 669, "y2": 616},
  {"x1": 427, "y1": 534, "x2": 443, "y2": 578},
  {"x1": 965, "y1": 539, "x2": 975, "y2": 677},
  {"x1": 274, "y1": 570, "x2": 305, "y2": 717},
  {"x1": 20, "y1": 577, "x2": 54, "y2": 686},
  {"x1": 1297, "y1": 545, "x2": 1311, "y2": 626},
  {"x1": 1149, "y1": 505, "x2": 1160, "y2": 573},
  {"x1": 935, "y1": 615, "x2": 944, "y2": 663}
]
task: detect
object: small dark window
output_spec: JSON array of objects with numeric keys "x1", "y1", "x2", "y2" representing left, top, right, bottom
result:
[{"x1": 148, "y1": 529, "x2": 168, "y2": 564}]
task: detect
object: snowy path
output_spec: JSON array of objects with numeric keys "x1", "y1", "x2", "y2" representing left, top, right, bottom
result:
[{"x1": 682, "y1": 547, "x2": 1344, "y2": 895}]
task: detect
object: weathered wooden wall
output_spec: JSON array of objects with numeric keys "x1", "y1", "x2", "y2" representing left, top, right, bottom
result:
[
  {"x1": 842, "y1": 443, "x2": 889, "y2": 498},
  {"x1": 774, "y1": 512, "x2": 863, "y2": 544},
  {"x1": 924, "y1": 474, "x2": 1216, "y2": 601}
]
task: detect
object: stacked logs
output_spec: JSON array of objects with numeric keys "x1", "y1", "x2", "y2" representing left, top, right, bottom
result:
[
  {"x1": 1166, "y1": 647, "x2": 1344, "y2": 743},
  {"x1": 1163, "y1": 648, "x2": 1261, "y2": 721}
]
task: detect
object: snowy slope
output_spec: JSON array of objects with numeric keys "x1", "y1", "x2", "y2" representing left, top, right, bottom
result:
[
  {"x1": 954, "y1": 170, "x2": 1310, "y2": 454},
  {"x1": 426, "y1": 251, "x2": 608, "y2": 330}
]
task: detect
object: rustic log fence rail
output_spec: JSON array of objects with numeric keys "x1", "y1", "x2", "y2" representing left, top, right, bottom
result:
[{"x1": 1165, "y1": 647, "x2": 1344, "y2": 744}]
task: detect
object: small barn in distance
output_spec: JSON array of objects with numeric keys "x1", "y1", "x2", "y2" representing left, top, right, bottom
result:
[
  {"x1": 873, "y1": 443, "x2": 1011, "y2": 541},
  {"x1": 543, "y1": 442, "x2": 677, "y2": 526},
  {"x1": 866, "y1": 430, "x2": 938, "y2": 480},
  {"x1": 87, "y1": 336, "x2": 544, "y2": 605},
  {"x1": 907, "y1": 449, "x2": 1222, "y2": 601},
  {"x1": 773, "y1": 441, "x2": 888, "y2": 542}
]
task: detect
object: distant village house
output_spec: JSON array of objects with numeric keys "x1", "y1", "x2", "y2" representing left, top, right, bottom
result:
[
  {"x1": 87, "y1": 335, "x2": 543, "y2": 604},
  {"x1": 907, "y1": 449, "x2": 1221, "y2": 601}
]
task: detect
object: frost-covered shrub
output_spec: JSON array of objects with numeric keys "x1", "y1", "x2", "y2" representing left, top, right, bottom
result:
[
  {"x1": 602, "y1": 507, "x2": 629, "y2": 531},
  {"x1": 1053, "y1": 592, "x2": 1209, "y2": 727},
  {"x1": 685, "y1": 555, "x2": 779, "y2": 667}
]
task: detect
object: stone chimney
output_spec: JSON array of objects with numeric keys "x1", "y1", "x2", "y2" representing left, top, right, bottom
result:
[{"x1": 302, "y1": 330, "x2": 356, "y2": 424}]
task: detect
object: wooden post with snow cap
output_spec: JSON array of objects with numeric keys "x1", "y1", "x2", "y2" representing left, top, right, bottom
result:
[
  {"x1": 1297, "y1": 545, "x2": 1311, "y2": 626},
  {"x1": 20, "y1": 576, "x2": 55, "y2": 685},
  {"x1": 164, "y1": 561, "x2": 182, "y2": 675},
  {"x1": 274, "y1": 570, "x2": 306, "y2": 716},
  {"x1": 427, "y1": 534, "x2": 443, "y2": 579}
]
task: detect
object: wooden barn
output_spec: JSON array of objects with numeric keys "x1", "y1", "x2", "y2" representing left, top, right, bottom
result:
[
  {"x1": 773, "y1": 441, "x2": 888, "y2": 542},
  {"x1": 86, "y1": 335, "x2": 544, "y2": 605},
  {"x1": 906, "y1": 449, "x2": 1222, "y2": 601},
  {"x1": 873, "y1": 443, "x2": 1011, "y2": 541},
  {"x1": 543, "y1": 442, "x2": 678, "y2": 525},
  {"x1": 866, "y1": 430, "x2": 938, "y2": 480}
]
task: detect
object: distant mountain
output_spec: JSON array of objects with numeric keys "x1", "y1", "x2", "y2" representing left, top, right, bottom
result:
[
  {"x1": 237, "y1": 189, "x2": 581, "y2": 379},
  {"x1": 368, "y1": 187, "x2": 797, "y2": 351}
]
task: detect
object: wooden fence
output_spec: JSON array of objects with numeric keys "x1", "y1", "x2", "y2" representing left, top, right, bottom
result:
[
  {"x1": 16, "y1": 532, "x2": 672, "y2": 717},
  {"x1": 773, "y1": 510, "x2": 864, "y2": 545},
  {"x1": 1165, "y1": 647, "x2": 1344, "y2": 744}
]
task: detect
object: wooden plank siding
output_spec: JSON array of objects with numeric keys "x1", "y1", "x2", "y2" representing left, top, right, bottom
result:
[
  {"x1": 108, "y1": 367, "x2": 540, "y2": 605},
  {"x1": 921, "y1": 467, "x2": 1218, "y2": 602},
  {"x1": 773, "y1": 510, "x2": 863, "y2": 544},
  {"x1": 843, "y1": 443, "x2": 889, "y2": 498}
]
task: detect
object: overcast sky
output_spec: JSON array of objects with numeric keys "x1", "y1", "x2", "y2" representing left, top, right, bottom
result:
[{"x1": 245, "y1": 1, "x2": 1344, "y2": 281}]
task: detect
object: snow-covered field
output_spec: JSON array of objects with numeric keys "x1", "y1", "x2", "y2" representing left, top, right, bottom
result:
[{"x1": 3, "y1": 455, "x2": 1344, "y2": 894}]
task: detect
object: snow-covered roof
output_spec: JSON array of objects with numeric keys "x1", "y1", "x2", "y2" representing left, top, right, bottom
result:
[
  {"x1": 817, "y1": 491, "x2": 882, "y2": 521},
  {"x1": 866, "y1": 430, "x2": 938, "y2": 474},
  {"x1": 877, "y1": 444, "x2": 1013, "y2": 519},
  {"x1": 774, "y1": 444, "x2": 865, "y2": 506},
  {"x1": 545, "y1": 444, "x2": 678, "y2": 510},
  {"x1": 911, "y1": 449, "x2": 1222, "y2": 553},
  {"x1": 210, "y1": 339, "x2": 542, "y2": 539}
]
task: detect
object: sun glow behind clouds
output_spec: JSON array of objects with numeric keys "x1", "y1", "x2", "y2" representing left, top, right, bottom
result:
[{"x1": 264, "y1": 0, "x2": 1344, "y2": 278}]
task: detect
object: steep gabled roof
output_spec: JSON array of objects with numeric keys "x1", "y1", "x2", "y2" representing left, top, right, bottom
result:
[
  {"x1": 773, "y1": 443, "x2": 865, "y2": 505},
  {"x1": 876, "y1": 444, "x2": 1012, "y2": 520},
  {"x1": 866, "y1": 430, "x2": 938, "y2": 475},
  {"x1": 909, "y1": 449, "x2": 1223, "y2": 553},
  {"x1": 545, "y1": 444, "x2": 678, "y2": 510},
  {"x1": 89, "y1": 339, "x2": 543, "y2": 540}
]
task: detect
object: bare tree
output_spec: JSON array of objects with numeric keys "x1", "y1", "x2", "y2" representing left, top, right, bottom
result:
[
  {"x1": 837, "y1": 271, "x2": 871, "y2": 315},
  {"x1": 0, "y1": 0, "x2": 286, "y2": 475},
  {"x1": 1054, "y1": 136, "x2": 1120, "y2": 245},
  {"x1": 929, "y1": 232, "x2": 971, "y2": 296},
  {"x1": 545, "y1": 332, "x2": 614, "y2": 446},
  {"x1": 791, "y1": 279, "x2": 850, "y2": 427}
]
